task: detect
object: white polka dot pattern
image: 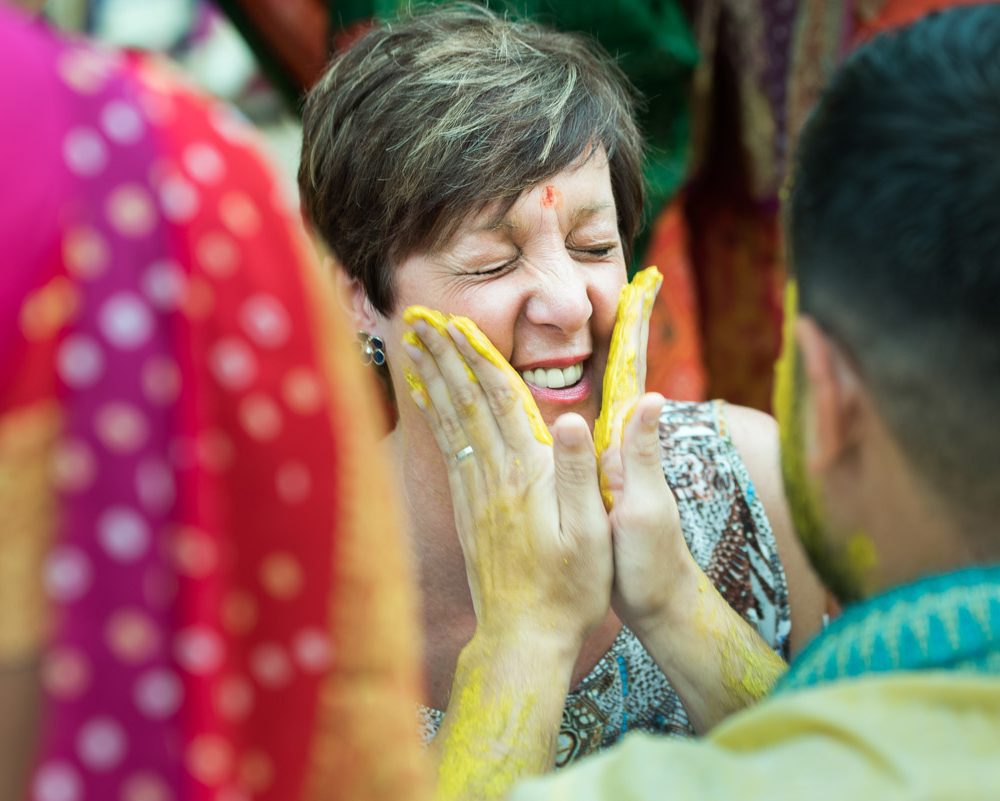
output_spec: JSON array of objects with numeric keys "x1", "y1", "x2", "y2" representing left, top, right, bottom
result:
[
  {"x1": 174, "y1": 626, "x2": 225, "y2": 675},
  {"x1": 210, "y1": 338, "x2": 258, "y2": 391},
  {"x1": 57, "y1": 334, "x2": 105, "y2": 388},
  {"x1": 34, "y1": 761, "x2": 83, "y2": 801},
  {"x1": 63, "y1": 127, "x2": 108, "y2": 176},
  {"x1": 99, "y1": 292, "x2": 154, "y2": 349},
  {"x1": 106, "y1": 185, "x2": 157, "y2": 238},
  {"x1": 158, "y1": 174, "x2": 200, "y2": 223},
  {"x1": 240, "y1": 294, "x2": 290, "y2": 349},
  {"x1": 76, "y1": 717, "x2": 127, "y2": 771},
  {"x1": 249, "y1": 643, "x2": 293, "y2": 689},
  {"x1": 44, "y1": 546, "x2": 93, "y2": 602},
  {"x1": 26, "y1": 32, "x2": 340, "y2": 801},
  {"x1": 94, "y1": 402, "x2": 149, "y2": 452},
  {"x1": 97, "y1": 507, "x2": 151, "y2": 562},
  {"x1": 182, "y1": 142, "x2": 225, "y2": 184},
  {"x1": 101, "y1": 100, "x2": 145, "y2": 144},
  {"x1": 142, "y1": 260, "x2": 186, "y2": 310},
  {"x1": 134, "y1": 668, "x2": 183, "y2": 720}
]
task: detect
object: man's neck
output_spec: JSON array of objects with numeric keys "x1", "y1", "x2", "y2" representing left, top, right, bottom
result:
[{"x1": 852, "y1": 434, "x2": 981, "y2": 593}]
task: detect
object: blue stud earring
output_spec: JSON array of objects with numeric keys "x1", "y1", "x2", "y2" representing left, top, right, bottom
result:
[{"x1": 358, "y1": 331, "x2": 386, "y2": 366}]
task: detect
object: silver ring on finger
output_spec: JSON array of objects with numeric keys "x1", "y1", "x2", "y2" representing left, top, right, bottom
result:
[{"x1": 454, "y1": 444, "x2": 474, "y2": 463}]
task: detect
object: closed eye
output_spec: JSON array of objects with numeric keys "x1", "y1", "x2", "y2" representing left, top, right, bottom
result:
[
  {"x1": 571, "y1": 244, "x2": 617, "y2": 260},
  {"x1": 472, "y1": 251, "x2": 521, "y2": 276}
]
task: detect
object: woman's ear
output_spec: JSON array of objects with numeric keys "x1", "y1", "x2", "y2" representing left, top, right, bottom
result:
[
  {"x1": 327, "y1": 256, "x2": 379, "y2": 332},
  {"x1": 795, "y1": 315, "x2": 863, "y2": 472}
]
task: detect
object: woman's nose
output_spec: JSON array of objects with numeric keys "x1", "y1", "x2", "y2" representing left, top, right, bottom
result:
[{"x1": 522, "y1": 253, "x2": 593, "y2": 333}]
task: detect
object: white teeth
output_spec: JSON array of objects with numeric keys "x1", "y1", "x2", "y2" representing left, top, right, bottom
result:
[{"x1": 521, "y1": 362, "x2": 583, "y2": 389}]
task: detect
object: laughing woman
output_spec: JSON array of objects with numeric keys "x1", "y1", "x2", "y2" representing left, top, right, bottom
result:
[{"x1": 298, "y1": 2, "x2": 825, "y2": 782}]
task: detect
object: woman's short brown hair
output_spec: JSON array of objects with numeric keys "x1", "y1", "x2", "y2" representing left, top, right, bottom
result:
[{"x1": 299, "y1": 3, "x2": 645, "y2": 314}]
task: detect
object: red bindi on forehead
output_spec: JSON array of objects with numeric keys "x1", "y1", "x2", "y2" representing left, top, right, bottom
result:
[{"x1": 541, "y1": 185, "x2": 562, "y2": 209}]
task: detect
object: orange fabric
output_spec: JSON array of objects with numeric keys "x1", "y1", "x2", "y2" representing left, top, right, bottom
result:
[
  {"x1": 642, "y1": 199, "x2": 707, "y2": 403},
  {"x1": 855, "y1": 0, "x2": 992, "y2": 41},
  {"x1": 685, "y1": 183, "x2": 784, "y2": 412},
  {"x1": 298, "y1": 246, "x2": 430, "y2": 801}
]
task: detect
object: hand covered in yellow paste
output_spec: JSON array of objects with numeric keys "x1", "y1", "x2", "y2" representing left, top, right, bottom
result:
[
  {"x1": 402, "y1": 306, "x2": 612, "y2": 652},
  {"x1": 605, "y1": 392, "x2": 693, "y2": 635},
  {"x1": 593, "y1": 265, "x2": 662, "y2": 509},
  {"x1": 605, "y1": 392, "x2": 787, "y2": 733}
]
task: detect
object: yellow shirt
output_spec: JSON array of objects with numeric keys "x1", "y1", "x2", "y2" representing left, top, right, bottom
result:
[{"x1": 510, "y1": 672, "x2": 1000, "y2": 801}]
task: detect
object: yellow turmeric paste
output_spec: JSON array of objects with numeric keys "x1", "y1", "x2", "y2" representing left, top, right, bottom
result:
[
  {"x1": 593, "y1": 265, "x2": 663, "y2": 508},
  {"x1": 403, "y1": 305, "x2": 553, "y2": 446}
]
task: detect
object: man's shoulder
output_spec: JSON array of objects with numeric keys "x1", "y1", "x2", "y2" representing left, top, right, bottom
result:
[{"x1": 512, "y1": 674, "x2": 1000, "y2": 801}]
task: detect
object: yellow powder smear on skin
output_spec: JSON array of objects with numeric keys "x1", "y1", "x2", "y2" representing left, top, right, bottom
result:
[
  {"x1": 693, "y1": 586, "x2": 786, "y2": 707},
  {"x1": 773, "y1": 281, "x2": 877, "y2": 602},
  {"x1": 721, "y1": 629, "x2": 786, "y2": 702},
  {"x1": 448, "y1": 316, "x2": 552, "y2": 445},
  {"x1": 402, "y1": 330, "x2": 425, "y2": 351},
  {"x1": 400, "y1": 308, "x2": 553, "y2": 446},
  {"x1": 593, "y1": 266, "x2": 663, "y2": 507},
  {"x1": 403, "y1": 304, "x2": 450, "y2": 334},
  {"x1": 773, "y1": 280, "x2": 825, "y2": 558},
  {"x1": 435, "y1": 664, "x2": 537, "y2": 801},
  {"x1": 403, "y1": 306, "x2": 480, "y2": 385},
  {"x1": 404, "y1": 367, "x2": 429, "y2": 407},
  {"x1": 846, "y1": 531, "x2": 878, "y2": 576}
]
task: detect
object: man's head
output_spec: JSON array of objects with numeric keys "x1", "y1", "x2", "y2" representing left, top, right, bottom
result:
[{"x1": 781, "y1": 5, "x2": 1000, "y2": 601}]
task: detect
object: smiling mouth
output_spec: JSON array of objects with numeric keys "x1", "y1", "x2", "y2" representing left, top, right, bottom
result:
[{"x1": 519, "y1": 361, "x2": 585, "y2": 390}]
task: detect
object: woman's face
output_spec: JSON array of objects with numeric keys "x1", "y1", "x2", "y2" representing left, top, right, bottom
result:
[{"x1": 377, "y1": 148, "x2": 627, "y2": 431}]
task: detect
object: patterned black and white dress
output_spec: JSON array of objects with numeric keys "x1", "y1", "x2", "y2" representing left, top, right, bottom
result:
[{"x1": 418, "y1": 400, "x2": 792, "y2": 766}]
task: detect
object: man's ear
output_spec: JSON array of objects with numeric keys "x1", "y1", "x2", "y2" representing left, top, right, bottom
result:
[
  {"x1": 327, "y1": 256, "x2": 379, "y2": 332},
  {"x1": 796, "y1": 315, "x2": 863, "y2": 471}
]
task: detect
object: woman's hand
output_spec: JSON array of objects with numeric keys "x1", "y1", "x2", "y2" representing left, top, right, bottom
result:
[
  {"x1": 607, "y1": 393, "x2": 787, "y2": 732},
  {"x1": 402, "y1": 307, "x2": 612, "y2": 655},
  {"x1": 588, "y1": 266, "x2": 689, "y2": 632},
  {"x1": 605, "y1": 392, "x2": 697, "y2": 635},
  {"x1": 402, "y1": 308, "x2": 613, "y2": 801},
  {"x1": 593, "y1": 270, "x2": 786, "y2": 731},
  {"x1": 593, "y1": 265, "x2": 662, "y2": 509}
]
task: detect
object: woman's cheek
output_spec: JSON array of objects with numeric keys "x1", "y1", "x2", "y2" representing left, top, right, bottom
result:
[
  {"x1": 591, "y1": 270, "x2": 627, "y2": 331},
  {"x1": 469, "y1": 287, "x2": 529, "y2": 357}
]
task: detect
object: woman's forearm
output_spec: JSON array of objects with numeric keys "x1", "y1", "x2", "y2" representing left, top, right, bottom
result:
[
  {"x1": 632, "y1": 564, "x2": 788, "y2": 733},
  {"x1": 433, "y1": 632, "x2": 577, "y2": 801}
]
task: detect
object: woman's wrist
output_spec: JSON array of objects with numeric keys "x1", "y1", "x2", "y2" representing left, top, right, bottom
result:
[
  {"x1": 623, "y1": 550, "x2": 704, "y2": 644},
  {"x1": 462, "y1": 623, "x2": 582, "y2": 682},
  {"x1": 434, "y1": 625, "x2": 580, "y2": 801}
]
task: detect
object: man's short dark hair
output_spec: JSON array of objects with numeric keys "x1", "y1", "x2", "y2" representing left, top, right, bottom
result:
[{"x1": 789, "y1": 5, "x2": 1000, "y2": 532}]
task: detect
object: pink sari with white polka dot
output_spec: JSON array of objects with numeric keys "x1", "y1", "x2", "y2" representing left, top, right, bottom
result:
[{"x1": 0, "y1": 6, "x2": 430, "y2": 801}]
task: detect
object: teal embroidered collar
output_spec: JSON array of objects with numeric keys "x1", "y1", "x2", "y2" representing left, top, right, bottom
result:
[{"x1": 777, "y1": 566, "x2": 1000, "y2": 694}]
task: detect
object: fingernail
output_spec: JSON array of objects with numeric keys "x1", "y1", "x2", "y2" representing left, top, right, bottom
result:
[
  {"x1": 556, "y1": 424, "x2": 583, "y2": 447},
  {"x1": 402, "y1": 330, "x2": 425, "y2": 350},
  {"x1": 641, "y1": 404, "x2": 660, "y2": 428},
  {"x1": 401, "y1": 340, "x2": 423, "y2": 362},
  {"x1": 408, "y1": 387, "x2": 427, "y2": 410}
]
